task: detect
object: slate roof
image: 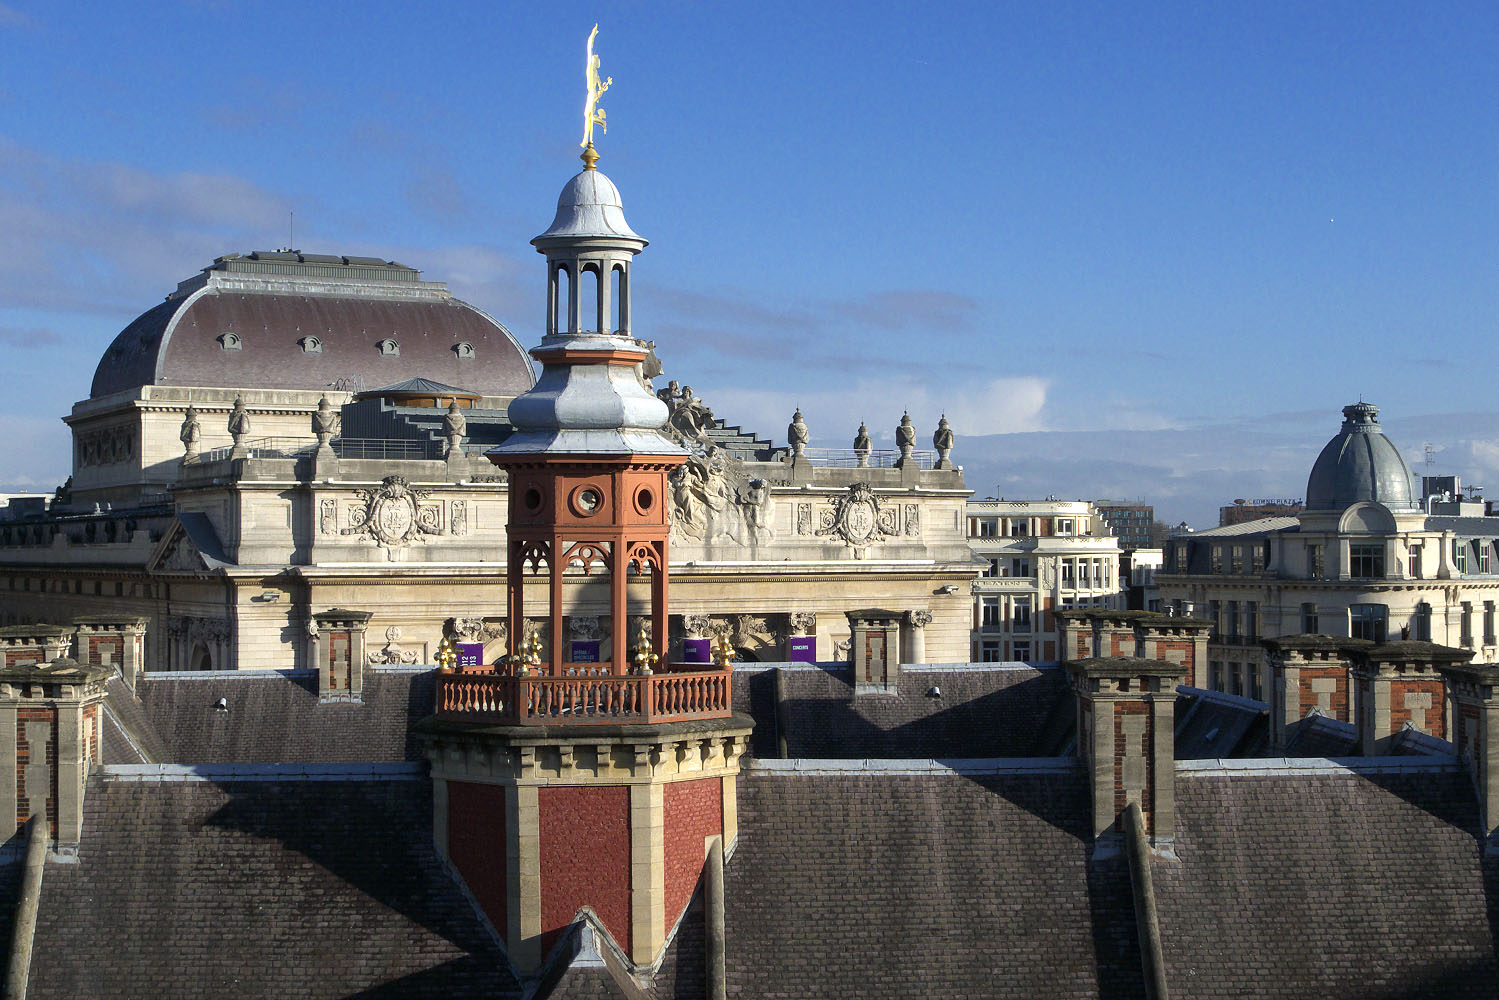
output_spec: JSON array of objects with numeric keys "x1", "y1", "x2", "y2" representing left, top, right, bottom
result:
[
  {"x1": 732, "y1": 665, "x2": 1073, "y2": 759},
  {"x1": 1154, "y1": 768, "x2": 1499, "y2": 998},
  {"x1": 721, "y1": 768, "x2": 1141, "y2": 998},
  {"x1": 27, "y1": 775, "x2": 519, "y2": 998},
  {"x1": 135, "y1": 668, "x2": 434, "y2": 762}
]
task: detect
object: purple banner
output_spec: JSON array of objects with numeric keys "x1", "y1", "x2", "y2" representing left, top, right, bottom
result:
[
  {"x1": 571, "y1": 640, "x2": 601, "y2": 663},
  {"x1": 681, "y1": 637, "x2": 712, "y2": 663},
  {"x1": 457, "y1": 643, "x2": 485, "y2": 668},
  {"x1": 788, "y1": 636, "x2": 816, "y2": 662}
]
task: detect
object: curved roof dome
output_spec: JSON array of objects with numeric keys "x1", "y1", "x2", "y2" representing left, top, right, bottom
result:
[
  {"x1": 532, "y1": 168, "x2": 645, "y2": 245},
  {"x1": 90, "y1": 252, "x2": 536, "y2": 400},
  {"x1": 1304, "y1": 402, "x2": 1417, "y2": 512}
]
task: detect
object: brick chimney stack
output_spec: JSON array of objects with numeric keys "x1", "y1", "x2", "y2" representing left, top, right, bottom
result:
[
  {"x1": 1262, "y1": 635, "x2": 1367, "y2": 750},
  {"x1": 1350, "y1": 641, "x2": 1467, "y2": 755},
  {"x1": 1438, "y1": 658, "x2": 1499, "y2": 854},
  {"x1": 1067, "y1": 656, "x2": 1186, "y2": 854}
]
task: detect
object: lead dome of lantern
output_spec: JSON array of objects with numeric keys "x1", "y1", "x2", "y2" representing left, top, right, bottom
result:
[
  {"x1": 532, "y1": 168, "x2": 646, "y2": 245},
  {"x1": 1304, "y1": 402, "x2": 1417, "y2": 512}
]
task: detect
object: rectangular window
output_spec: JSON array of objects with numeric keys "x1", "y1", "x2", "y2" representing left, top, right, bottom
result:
[
  {"x1": 1211, "y1": 546, "x2": 1224, "y2": 574},
  {"x1": 1411, "y1": 545, "x2": 1423, "y2": 579},
  {"x1": 981, "y1": 558, "x2": 1000, "y2": 578},
  {"x1": 981, "y1": 597, "x2": 1000, "y2": 628},
  {"x1": 1414, "y1": 603, "x2": 1431, "y2": 642},
  {"x1": 1308, "y1": 543, "x2": 1324, "y2": 578},
  {"x1": 1231, "y1": 546, "x2": 1244, "y2": 573},
  {"x1": 981, "y1": 640, "x2": 1002, "y2": 663},
  {"x1": 1229, "y1": 663, "x2": 1243, "y2": 697},
  {"x1": 1012, "y1": 597, "x2": 1032, "y2": 634},
  {"x1": 1350, "y1": 542, "x2": 1384, "y2": 579},
  {"x1": 1056, "y1": 518, "x2": 1074, "y2": 536},
  {"x1": 1011, "y1": 558, "x2": 1031, "y2": 577},
  {"x1": 1486, "y1": 602, "x2": 1495, "y2": 646},
  {"x1": 1462, "y1": 602, "x2": 1473, "y2": 646},
  {"x1": 1253, "y1": 543, "x2": 1267, "y2": 574},
  {"x1": 1226, "y1": 601, "x2": 1240, "y2": 641},
  {"x1": 1061, "y1": 560, "x2": 1074, "y2": 586},
  {"x1": 978, "y1": 518, "x2": 998, "y2": 538},
  {"x1": 1245, "y1": 602, "x2": 1259, "y2": 641},
  {"x1": 1455, "y1": 540, "x2": 1467, "y2": 574},
  {"x1": 1208, "y1": 600, "x2": 1221, "y2": 642},
  {"x1": 1208, "y1": 660, "x2": 1221, "y2": 691},
  {"x1": 1301, "y1": 602, "x2": 1319, "y2": 634},
  {"x1": 1250, "y1": 665, "x2": 1263, "y2": 703},
  {"x1": 1482, "y1": 546, "x2": 1491, "y2": 575},
  {"x1": 1012, "y1": 640, "x2": 1031, "y2": 663},
  {"x1": 1177, "y1": 543, "x2": 1190, "y2": 572},
  {"x1": 1009, "y1": 519, "x2": 1028, "y2": 538},
  {"x1": 1350, "y1": 604, "x2": 1388, "y2": 643}
]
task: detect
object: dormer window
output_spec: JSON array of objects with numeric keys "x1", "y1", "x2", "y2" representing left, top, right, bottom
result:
[
  {"x1": 299, "y1": 336, "x2": 323, "y2": 355},
  {"x1": 218, "y1": 332, "x2": 242, "y2": 351},
  {"x1": 453, "y1": 341, "x2": 475, "y2": 359},
  {"x1": 377, "y1": 339, "x2": 400, "y2": 357}
]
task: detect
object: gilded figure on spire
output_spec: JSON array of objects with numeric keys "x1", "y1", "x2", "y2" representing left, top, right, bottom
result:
[{"x1": 582, "y1": 24, "x2": 612, "y2": 159}]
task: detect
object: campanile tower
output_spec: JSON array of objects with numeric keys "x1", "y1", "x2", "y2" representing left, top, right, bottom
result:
[{"x1": 422, "y1": 107, "x2": 751, "y2": 977}]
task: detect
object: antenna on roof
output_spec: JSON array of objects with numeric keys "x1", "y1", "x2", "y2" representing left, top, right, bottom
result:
[{"x1": 289, "y1": 211, "x2": 295, "y2": 252}]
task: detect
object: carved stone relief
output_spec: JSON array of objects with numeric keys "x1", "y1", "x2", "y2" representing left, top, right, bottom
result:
[
  {"x1": 369, "y1": 625, "x2": 419, "y2": 664},
  {"x1": 76, "y1": 426, "x2": 137, "y2": 467},
  {"x1": 904, "y1": 504, "x2": 921, "y2": 537},
  {"x1": 341, "y1": 476, "x2": 443, "y2": 551},
  {"x1": 818, "y1": 483, "x2": 895, "y2": 547},
  {"x1": 450, "y1": 499, "x2": 468, "y2": 536},
  {"x1": 318, "y1": 499, "x2": 338, "y2": 535},
  {"x1": 789, "y1": 612, "x2": 817, "y2": 634},
  {"x1": 796, "y1": 503, "x2": 812, "y2": 536}
]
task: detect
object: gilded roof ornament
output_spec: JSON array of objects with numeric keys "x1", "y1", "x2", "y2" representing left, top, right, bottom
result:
[{"x1": 581, "y1": 23, "x2": 612, "y2": 169}]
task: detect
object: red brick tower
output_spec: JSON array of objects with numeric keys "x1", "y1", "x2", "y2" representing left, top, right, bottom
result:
[{"x1": 422, "y1": 149, "x2": 751, "y2": 976}]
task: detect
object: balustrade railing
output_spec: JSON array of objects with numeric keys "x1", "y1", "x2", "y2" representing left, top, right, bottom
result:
[{"x1": 435, "y1": 665, "x2": 733, "y2": 726}]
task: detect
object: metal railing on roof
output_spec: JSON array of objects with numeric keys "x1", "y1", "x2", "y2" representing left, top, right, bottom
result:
[
  {"x1": 801, "y1": 447, "x2": 935, "y2": 470},
  {"x1": 333, "y1": 437, "x2": 443, "y2": 460},
  {"x1": 198, "y1": 438, "x2": 314, "y2": 463}
]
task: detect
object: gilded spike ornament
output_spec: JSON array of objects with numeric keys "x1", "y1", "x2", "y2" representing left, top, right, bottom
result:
[
  {"x1": 632, "y1": 621, "x2": 659, "y2": 676},
  {"x1": 435, "y1": 636, "x2": 457, "y2": 673},
  {"x1": 581, "y1": 23, "x2": 612, "y2": 168}
]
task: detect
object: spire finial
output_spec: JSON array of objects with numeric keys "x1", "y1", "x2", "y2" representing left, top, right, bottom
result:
[{"x1": 581, "y1": 24, "x2": 612, "y2": 164}]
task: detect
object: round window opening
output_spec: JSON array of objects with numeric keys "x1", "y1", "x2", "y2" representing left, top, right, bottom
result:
[
  {"x1": 576, "y1": 488, "x2": 603, "y2": 514},
  {"x1": 523, "y1": 487, "x2": 543, "y2": 512},
  {"x1": 636, "y1": 487, "x2": 654, "y2": 512}
]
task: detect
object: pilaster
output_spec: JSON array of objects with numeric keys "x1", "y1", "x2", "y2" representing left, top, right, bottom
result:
[{"x1": 1440, "y1": 659, "x2": 1499, "y2": 853}]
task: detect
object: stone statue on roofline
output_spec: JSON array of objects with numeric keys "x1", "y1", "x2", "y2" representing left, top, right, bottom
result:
[
  {"x1": 853, "y1": 421, "x2": 871, "y2": 467},
  {"x1": 227, "y1": 396, "x2": 251, "y2": 458},
  {"x1": 933, "y1": 414, "x2": 955, "y2": 470},
  {"x1": 443, "y1": 399, "x2": 467, "y2": 459},
  {"x1": 788, "y1": 409, "x2": 809, "y2": 459},
  {"x1": 894, "y1": 411, "x2": 916, "y2": 467},
  {"x1": 179, "y1": 405, "x2": 201, "y2": 464}
]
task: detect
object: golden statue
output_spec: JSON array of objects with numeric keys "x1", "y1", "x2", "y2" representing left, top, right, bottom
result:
[{"x1": 581, "y1": 23, "x2": 612, "y2": 165}]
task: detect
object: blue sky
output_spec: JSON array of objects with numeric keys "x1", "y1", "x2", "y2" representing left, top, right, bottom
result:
[{"x1": 1, "y1": 1, "x2": 1496, "y2": 525}]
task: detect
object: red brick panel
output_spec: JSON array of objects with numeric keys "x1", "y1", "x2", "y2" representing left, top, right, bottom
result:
[
  {"x1": 1299, "y1": 666, "x2": 1349, "y2": 722},
  {"x1": 1155, "y1": 638, "x2": 1196, "y2": 688},
  {"x1": 539, "y1": 784, "x2": 631, "y2": 955},
  {"x1": 15, "y1": 706, "x2": 57, "y2": 835},
  {"x1": 87, "y1": 635, "x2": 124, "y2": 667},
  {"x1": 1388, "y1": 679, "x2": 1446, "y2": 740},
  {"x1": 447, "y1": 781, "x2": 509, "y2": 939},
  {"x1": 663, "y1": 777, "x2": 723, "y2": 932},
  {"x1": 1113, "y1": 701, "x2": 1151, "y2": 831},
  {"x1": 329, "y1": 631, "x2": 350, "y2": 690}
]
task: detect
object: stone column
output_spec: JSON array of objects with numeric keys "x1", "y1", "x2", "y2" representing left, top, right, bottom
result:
[
  {"x1": 311, "y1": 609, "x2": 373, "y2": 702},
  {"x1": 846, "y1": 610, "x2": 902, "y2": 693},
  {"x1": 1067, "y1": 656, "x2": 1186, "y2": 855},
  {"x1": 903, "y1": 610, "x2": 932, "y2": 665},
  {"x1": 1350, "y1": 640, "x2": 1468, "y2": 755},
  {"x1": 0, "y1": 656, "x2": 111, "y2": 848},
  {"x1": 1262, "y1": 635, "x2": 1363, "y2": 750},
  {"x1": 1438, "y1": 659, "x2": 1499, "y2": 853}
]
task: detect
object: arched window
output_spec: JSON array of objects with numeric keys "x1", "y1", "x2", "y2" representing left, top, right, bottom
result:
[
  {"x1": 610, "y1": 264, "x2": 623, "y2": 334},
  {"x1": 556, "y1": 266, "x2": 573, "y2": 333},
  {"x1": 377, "y1": 338, "x2": 400, "y2": 357},
  {"x1": 580, "y1": 264, "x2": 600, "y2": 334},
  {"x1": 453, "y1": 341, "x2": 476, "y2": 359},
  {"x1": 299, "y1": 336, "x2": 322, "y2": 354},
  {"x1": 218, "y1": 332, "x2": 242, "y2": 351}
]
